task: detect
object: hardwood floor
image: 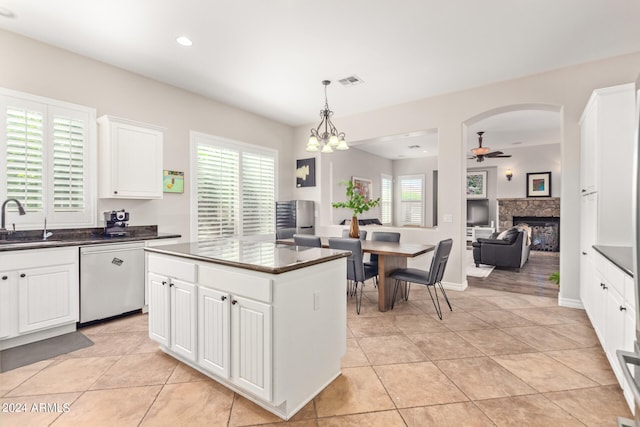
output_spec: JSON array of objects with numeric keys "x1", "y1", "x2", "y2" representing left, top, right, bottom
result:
[{"x1": 467, "y1": 250, "x2": 560, "y2": 298}]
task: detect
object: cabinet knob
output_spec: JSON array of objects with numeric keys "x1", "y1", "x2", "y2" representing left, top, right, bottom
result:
[
  {"x1": 581, "y1": 189, "x2": 586, "y2": 193},
  {"x1": 169, "y1": 282, "x2": 174, "y2": 287},
  {"x1": 602, "y1": 285, "x2": 608, "y2": 290},
  {"x1": 114, "y1": 190, "x2": 118, "y2": 195},
  {"x1": 1, "y1": 275, "x2": 7, "y2": 280},
  {"x1": 221, "y1": 295, "x2": 227, "y2": 301},
  {"x1": 19, "y1": 273, "x2": 26, "y2": 278},
  {"x1": 582, "y1": 251, "x2": 587, "y2": 255},
  {"x1": 620, "y1": 306, "x2": 627, "y2": 311},
  {"x1": 231, "y1": 299, "x2": 238, "y2": 305},
  {"x1": 162, "y1": 281, "x2": 167, "y2": 286}
]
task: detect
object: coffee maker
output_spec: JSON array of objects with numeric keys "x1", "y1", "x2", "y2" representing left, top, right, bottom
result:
[{"x1": 104, "y1": 209, "x2": 130, "y2": 236}]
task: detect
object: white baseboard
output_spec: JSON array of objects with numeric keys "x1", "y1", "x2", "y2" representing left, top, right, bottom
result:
[
  {"x1": 442, "y1": 280, "x2": 467, "y2": 292},
  {"x1": 558, "y1": 297, "x2": 584, "y2": 310}
]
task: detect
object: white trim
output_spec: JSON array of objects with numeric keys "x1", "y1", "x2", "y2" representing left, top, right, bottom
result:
[
  {"x1": 442, "y1": 280, "x2": 467, "y2": 292},
  {"x1": 558, "y1": 297, "x2": 584, "y2": 309}
]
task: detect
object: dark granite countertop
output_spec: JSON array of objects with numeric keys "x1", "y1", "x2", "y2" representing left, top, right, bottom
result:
[
  {"x1": 0, "y1": 225, "x2": 181, "y2": 252},
  {"x1": 145, "y1": 239, "x2": 350, "y2": 274},
  {"x1": 593, "y1": 245, "x2": 634, "y2": 277}
]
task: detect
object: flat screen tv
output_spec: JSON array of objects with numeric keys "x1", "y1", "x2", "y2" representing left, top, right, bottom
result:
[{"x1": 467, "y1": 199, "x2": 489, "y2": 227}]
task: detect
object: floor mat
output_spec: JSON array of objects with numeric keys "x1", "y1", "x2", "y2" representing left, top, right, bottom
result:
[
  {"x1": 466, "y1": 249, "x2": 495, "y2": 278},
  {"x1": 0, "y1": 331, "x2": 93, "y2": 372}
]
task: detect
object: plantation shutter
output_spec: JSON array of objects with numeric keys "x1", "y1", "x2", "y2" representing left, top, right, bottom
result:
[
  {"x1": 52, "y1": 116, "x2": 85, "y2": 211},
  {"x1": 5, "y1": 106, "x2": 45, "y2": 212},
  {"x1": 242, "y1": 151, "x2": 275, "y2": 236},
  {"x1": 380, "y1": 174, "x2": 393, "y2": 224},
  {"x1": 196, "y1": 144, "x2": 239, "y2": 240},
  {"x1": 399, "y1": 175, "x2": 424, "y2": 226}
]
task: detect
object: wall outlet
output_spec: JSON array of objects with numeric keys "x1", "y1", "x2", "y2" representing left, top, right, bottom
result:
[{"x1": 443, "y1": 213, "x2": 453, "y2": 223}]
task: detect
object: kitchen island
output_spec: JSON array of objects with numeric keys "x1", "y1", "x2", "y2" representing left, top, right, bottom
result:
[{"x1": 144, "y1": 239, "x2": 349, "y2": 420}]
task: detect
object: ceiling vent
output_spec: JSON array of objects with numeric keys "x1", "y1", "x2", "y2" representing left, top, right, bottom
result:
[{"x1": 338, "y1": 75, "x2": 364, "y2": 86}]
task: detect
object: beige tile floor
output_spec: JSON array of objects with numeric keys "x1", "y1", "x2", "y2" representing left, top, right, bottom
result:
[{"x1": 0, "y1": 283, "x2": 633, "y2": 426}]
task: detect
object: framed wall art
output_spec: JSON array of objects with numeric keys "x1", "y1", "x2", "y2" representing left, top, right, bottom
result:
[
  {"x1": 163, "y1": 170, "x2": 184, "y2": 193},
  {"x1": 466, "y1": 170, "x2": 487, "y2": 199},
  {"x1": 526, "y1": 171, "x2": 551, "y2": 197},
  {"x1": 352, "y1": 176, "x2": 373, "y2": 202},
  {"x1": 296, "y1": 158, "x2": 316, "y2": 188}
]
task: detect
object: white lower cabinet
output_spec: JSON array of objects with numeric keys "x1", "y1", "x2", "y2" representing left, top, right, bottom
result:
[
  {"x1": 582, "y1": 251, "x2": 636, "y2": 412},
  {"x1": 148, "y1": 273, "x2": 197, "y2": 362},
  {"x1": 0, "y1": 247, "x2": 79, "y2": 349},
  {"x1": 198, "y1": 286, "x2": 230, "y2": 378}
]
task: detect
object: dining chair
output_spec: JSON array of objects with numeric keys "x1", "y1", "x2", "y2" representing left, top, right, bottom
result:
[
  {"x1": 328, "y1": 237, "x2": 377, "y2": 314},
  {"x1": 389, "y1": 238, "x2": 453, "y2": 319},
  {"x1": 293, "y1": 234, "x2": 322, "y2": 248},
  {"x1": 365, "y1": 231, "x2": 401, "y2": 286},
  {"x1": 341, "y1": 229, "x2": 367, "y2": 240},
  {"x1": 276, "y1": 228, "x2": 296, "y2": 239}
]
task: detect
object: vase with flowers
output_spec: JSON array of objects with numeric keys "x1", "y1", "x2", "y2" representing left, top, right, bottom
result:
[{"x1": 332, "y1": 180, "x2": 380, "y2": 238}]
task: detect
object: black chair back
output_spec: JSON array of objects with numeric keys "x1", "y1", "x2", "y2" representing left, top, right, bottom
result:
[
  {"x1": 293, "y1": 234, "x2": 322, "y2": 248},
  {"x1": 328, "y1": 237, "x2": 365, "y2": 282},
  {"x1": 427, "y1": 238, "x2": 453, "y2": 285},
  {"x1": 276, "y1": 228, "x2": 296, "y2": 239},
  {"x1": 341, "y1": 229, "x2": 367, "y2": 240},
  {"x1": 369, "y1": 231, "x2": 401, "y2": 265}
]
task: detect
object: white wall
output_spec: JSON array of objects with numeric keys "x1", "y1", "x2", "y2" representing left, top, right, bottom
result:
[
  {"x1": 0, "y1": 30, "x2": 295, "y2": 241},
  {"x1": 292, "y1": 51, "x2": 640, "y2": 306},
  {"x1": 468, "y1": 143, "x2": 561, "y2": 199}
]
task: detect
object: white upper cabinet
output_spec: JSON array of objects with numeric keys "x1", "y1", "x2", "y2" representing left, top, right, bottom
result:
[
  {"x1": 579, "y1": 83, "x2": 635, "y2": 198},
  {"x1": 97, "y1": 115, "x2": 164, "y2": 199}
]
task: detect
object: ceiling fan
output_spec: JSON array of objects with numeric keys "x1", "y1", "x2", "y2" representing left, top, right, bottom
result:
[{"x1": 468, "y1": 131, "x2": 512, "y2": 162}]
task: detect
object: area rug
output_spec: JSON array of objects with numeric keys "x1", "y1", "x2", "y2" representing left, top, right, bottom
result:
[
  {"x1": 466, "y1": 249, "x2": 495, "y2": 278},
  {"x1": 0, "y1": 331, "x2": 93, "y2": 373}
]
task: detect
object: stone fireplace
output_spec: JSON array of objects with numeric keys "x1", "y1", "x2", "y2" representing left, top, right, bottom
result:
[{"x1": 498, "y1": 198, "x2": 561, "y2": 252}]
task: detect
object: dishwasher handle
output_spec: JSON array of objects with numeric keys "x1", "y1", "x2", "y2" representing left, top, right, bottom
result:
[{"x1": 81, "y1": 245, "x2": 144, "y2": 256}]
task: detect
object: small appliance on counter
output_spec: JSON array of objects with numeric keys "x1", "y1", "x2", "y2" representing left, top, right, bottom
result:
[{"x1": 104, "y1": 209, "x2": 130, "y2": 236}]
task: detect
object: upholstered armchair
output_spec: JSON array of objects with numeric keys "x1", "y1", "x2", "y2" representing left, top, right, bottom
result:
[{"x1": 472, "y1": 228, "x2": 530, "y2": 271}]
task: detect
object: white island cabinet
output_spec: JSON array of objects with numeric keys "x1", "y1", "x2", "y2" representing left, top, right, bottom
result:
[{"x1": 145, "y1": 240, "x2": 349, "y2": 420}]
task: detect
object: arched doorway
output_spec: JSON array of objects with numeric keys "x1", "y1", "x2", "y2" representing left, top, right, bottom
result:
[{"x1": 462, "y1": 104, "x2": 563, "y2": 297}]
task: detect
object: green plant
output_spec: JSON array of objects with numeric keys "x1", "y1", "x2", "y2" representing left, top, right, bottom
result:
[
  {"x1": 548, "y1": 271, "x2": 560, "y2": 286},
  {"x1": 331, "y1": 180, "x2": 380, "y2": 217}
]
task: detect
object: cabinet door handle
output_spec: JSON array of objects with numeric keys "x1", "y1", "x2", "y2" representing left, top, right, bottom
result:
[
  {"x1": 582, "y1": 251, "x2": 587, "y2": 255},
  {"x1": 221, "y1": 295, "x2": 227, "y2": 301},
  {"x1": 169, "y1": 282, "x2": 174, "y2": 287},
  {"x1": 602, "y1": 285, "x2": 608, "y2": 290},
  {"x1": 620, "y1": 306, "x2": 627, "y2": 311},
  {"x1": 1, "y1": 275, "x2": 7, "y2": 280},
  {"x1": 114, "y1": 190, "x2": 118, "y2": 195},
  {"x1": 162, "y1": 281, "x2": 167, "y2": 286},
  {"x1": 231, "y1": 299, "x2": 238, "y2": 305},
  {"x1": 581, "y1": 189, "x2": 586, "y2": 193},
  {"x1": 19, "y1": 273, "x2": 26, "y2": 278}
]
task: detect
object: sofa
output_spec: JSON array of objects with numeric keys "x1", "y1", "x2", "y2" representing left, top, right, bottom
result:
[{"x1": 472, "y1": 228, "x2": 530, "y2": 271}]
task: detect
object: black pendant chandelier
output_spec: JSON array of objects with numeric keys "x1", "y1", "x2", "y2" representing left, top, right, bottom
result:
[{"x1": 306, "y1": 80, "x2": 348, "y2": 153}]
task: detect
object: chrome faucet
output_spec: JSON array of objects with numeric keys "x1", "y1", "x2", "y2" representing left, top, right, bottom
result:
[
  {"x1": 43, "y1": 217, "x2": 53, "y2": 240},
  {"x1": 0, "y1": 199, "x2": 26, "y2": 239}
]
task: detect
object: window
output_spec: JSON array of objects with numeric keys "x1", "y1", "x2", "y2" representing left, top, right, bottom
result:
[
  {"x1": 397, "y1": 174, "x2": 424, "y2": 226},
  {"x1": 0, "y1": 89, "x2": 96, "y2": 228},
  {"x1": 190, "y1": 132, "x2": 277, "y2": 241},
  {"x1": 380, "y1": 174, "x2": 393, "y2": 225}
]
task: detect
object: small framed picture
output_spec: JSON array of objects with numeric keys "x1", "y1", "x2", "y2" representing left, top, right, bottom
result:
[
  {"x1": 163, "y1": 170, "x2": 184, "y2": 193},
  {"x1": 296, "y1": 158, "x2": 316, "y2": 188},
  {"x1": 466, "y1": 171, "x2": 487, "y2": 199},
  {"x1": 352, "y1": 176, "x2": 373, "y2": 202},
  {"x1": 526, "y1": 171, "x2": 551, "y2": 197}
]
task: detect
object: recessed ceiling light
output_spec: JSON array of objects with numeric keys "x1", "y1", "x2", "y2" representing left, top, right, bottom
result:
[{"x1": 176, "y1": 36, "x2": 193, "y2": 47}]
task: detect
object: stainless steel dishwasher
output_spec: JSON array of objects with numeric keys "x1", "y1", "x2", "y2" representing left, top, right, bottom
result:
[{"x1": 80, "y1": 242, "x2": 145, "y2": 324}]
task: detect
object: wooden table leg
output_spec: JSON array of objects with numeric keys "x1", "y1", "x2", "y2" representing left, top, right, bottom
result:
[{"x1": 377, "y1": 255, "x2": 407, "y2": 311}]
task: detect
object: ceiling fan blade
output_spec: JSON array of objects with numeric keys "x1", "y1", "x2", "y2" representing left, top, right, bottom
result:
[
  {"x1": 491, "y1": 154, "x2": 512, "y2": 158},
  {"x1": 485, "y1": 151, "x2": 504, "y2": 156}
]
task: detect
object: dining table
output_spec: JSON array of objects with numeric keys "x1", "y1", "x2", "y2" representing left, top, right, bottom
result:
[{"x1": 277, "y1": 237, "x2": 435, "y2": 312}]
